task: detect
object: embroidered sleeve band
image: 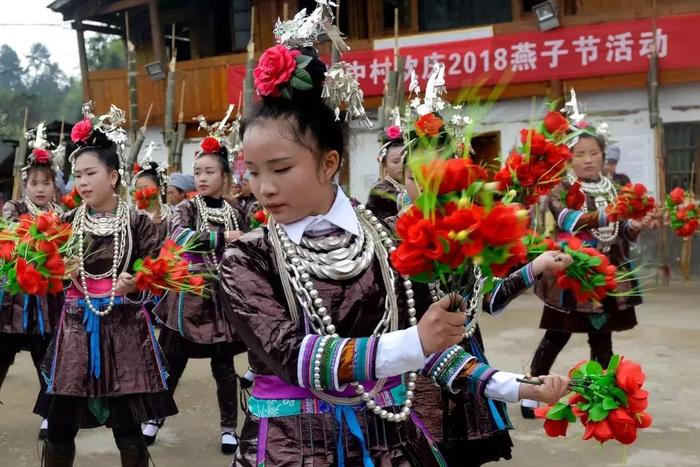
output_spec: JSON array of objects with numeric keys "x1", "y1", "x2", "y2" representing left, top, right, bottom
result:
[
  {"x1": 298, "y1": 334, "x2": 379, "y2": 391},
  {"x1": 421, "y1": 345, "x2": 495, "y2": 395},
  {"x1": 557, "y1": 208, "x2": 584, "y2": 232}
]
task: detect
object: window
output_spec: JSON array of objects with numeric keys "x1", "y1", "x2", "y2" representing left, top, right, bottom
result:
[
  {"x1": 418, "y1": 0, "x2": 512, "y2": 32},
  {"x1": 231, "y1": 0, "x2": 251, "y2": 51},
  {"x1": 664, "y1": 122, "x2": 700, "y2": 195},
  {"x1": 383, "y1": 0, "x2": 413, "y2": 30}
]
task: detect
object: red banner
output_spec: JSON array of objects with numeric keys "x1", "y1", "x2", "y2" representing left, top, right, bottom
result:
[{"x1": 228, "y1": 13, "x2": 700, "y2": 100}]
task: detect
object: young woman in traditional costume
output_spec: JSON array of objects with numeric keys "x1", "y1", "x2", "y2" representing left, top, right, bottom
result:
[
  {"x1": 143, "y1": 110, "x2": 247, "y2": 454},
  {"x1": 131, "y1": 142, "x2": 171, "y2": 243},
  {"x1": 0, "y1": 123, "x2": 64, "y2": 440},
  {"x1": 521, "y1": 92, "x2": 656, "y2": 417},
  {"x1": 36, "y1": 103, "x2": 177, "y2": 466},
  {"x1": 383, "y1": 77, "x2": 576, "y2": 465},
  {"x1": 218, "y1": 8, "x2": 571, "y2": 464},
  {"x1": 365, "y1": 118, "x2": 407, "y2": 221}
]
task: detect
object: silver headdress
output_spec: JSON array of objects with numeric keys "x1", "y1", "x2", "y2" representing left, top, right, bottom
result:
[
  {"x1": 22, "y1": 122, "x2": 64, "y2": 180},
  {"x1": 274, "y1": 0, "x2": 348, "y2": 53},
  {"x1": 271, "y1": 0, "x2": 370, "y2": 128},
  {"x1": 405, "y1": 62, "x2": 474, "y2": 149},
  {"x1": 322, "y1": 62, "x2": 372, "y2": 127},
  {"x1": 69, "y1": 101, "x2": 129, "y2": 187},
  {"x1": 131, "y1": 142, "x2": 170, "y2": 195},
  {"x1": 562, "y1": 89, "x2": 611, "y2": 148},
  {"x1": 193, "y1": 104, "x2": 238, "y2": 167}
]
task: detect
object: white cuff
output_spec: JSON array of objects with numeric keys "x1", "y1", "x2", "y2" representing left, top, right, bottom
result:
[
  {"x1": 375, "y1": 327, "x2": 425, "y2": 378},
  {"x1": 484, "y1": 371, "x2": 523, "y2": 403}
]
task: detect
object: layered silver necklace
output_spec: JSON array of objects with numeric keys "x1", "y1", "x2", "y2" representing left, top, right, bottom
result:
[
  {"x1": 270, "y1": 205, "x2": 417, "y2": 423},
  {"x1": 194, "y1": 194, "x2": 239, "y2": 231},
  {"x1": 73, "y1": 198, "x2": 132, "y2": 316},
  {"x1": 194, "y1": 194, "x2": 239, "y2": 273},
  {"x1": 25, "y1": 197, "x2": 64, "y2": 217},
  {"x1": 566, "y1": 170, "x2": 619, "y2": 250}
]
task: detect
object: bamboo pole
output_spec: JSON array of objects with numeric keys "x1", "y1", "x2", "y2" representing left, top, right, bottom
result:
[
  {"x1": 164, "y1": 23, "x2": 177, "y2": 169},
  {"x1": 11, "y1": 107, "x2": 29, "y2": 199},
  {"x1": 283, "y1": 2, "x2": 289, "y2": 21},
  {"x1": 127, "y1": 102, "x2": 153, "y2": 171},
  {"x1": 649, "y1": 0, "x2": 670, "y2": 285},
  {"x1": 173, "y1": 81, "x2": 187, "y2": 172},
  {"x1": 243, "y1": 6, "x2": 256, "y2": 116},
  {"x1": 125, "y1": 12, "x2": 139, "y2": 141}
]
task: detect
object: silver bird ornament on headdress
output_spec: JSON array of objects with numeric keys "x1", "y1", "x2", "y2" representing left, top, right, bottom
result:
[{"x1": 274, "y1": 0, "x2": 349, "y2": 53}]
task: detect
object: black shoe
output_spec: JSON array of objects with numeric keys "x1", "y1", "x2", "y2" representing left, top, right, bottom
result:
[
  {"x1": 142, "y1": 419, "x2": 163, "y2": 446},
  {"x1": 221, "y1": 431, "x2": 239, "y2": 455},
  {"x1": 521, "y1": 405, "x2": 536, "y2": 419}
]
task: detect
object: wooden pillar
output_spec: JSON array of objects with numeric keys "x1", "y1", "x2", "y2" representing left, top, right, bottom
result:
[
  {"x1": 511, "y1": 0, "x2": 523, "y2": 21},
  {"x1": 148, "y1": 0, "x2": 164, "y2": 63},
  {"x1": 75, "y1": 21, "x2": 91, "y2": 101}
]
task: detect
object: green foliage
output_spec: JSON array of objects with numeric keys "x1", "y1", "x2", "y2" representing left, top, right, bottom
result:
[
  {"x1": 0, "y1": 42, "x2": 87, "y2": 140},
  {"x1": 86, "y1": 34, "x2": 125, "y2": 70}
]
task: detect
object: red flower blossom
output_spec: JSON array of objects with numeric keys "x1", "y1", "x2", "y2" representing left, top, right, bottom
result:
[
  {"x1": 253, "y1": 45, "x2": 301, "y2": 97},
  {"x1": 565, "y1": 181, "x2": 585, "y2": 209},
  {"x1": 626, "y1": 389, "x2": 649, "y2": 413},
  {"x1": 543, "y1": 111, "x2": 570, "y2": 135},
  {"x1": 0, "y1": 240, "x2": 14, "y2": 261},
  {"x1": 384, "y1": 125, "x2": 402, "y2": 140},
  {"x1": 70, "y1": 118, "x2": 93, "y2": 143},
  {"x1": 636, "y1": 411, "x2": 653, "y2": 428},
  {"x1": 421, "y1": 158, "x2": 487, "y2": 196},
  {"x1": 615, "y1": 358, "x2": 646, "y2": 394},
  {"x1": 676, "y1": 219, "x2": 699, "y2": 237},
  {"x1": 415, "y1": 113, "x2": 444, "y2": 138},
  {"x1": 480, "y1": 204, "x2": 527, "y2": 247},
  {"x1": 582, "y1": 419, "x2": 615, "y2": 444},
  {"x1": 16, "y1": 258, "x2": 47, "y2": 296},
  {"x1": 32, "y1": 148, "x2": 50, "y2": 164},
  {"x1": 134, "y1": 185, "x2": 160, "y2": 210},
  {"x1": 669, "y1": 187, "x2": 686, "y2": 205},
  {"x1": 520, "y1": 129, "x2": 552, "y2": 156},
  {"x1": 608, "y1": 408, "x2": 638, "y2": 445},
  {"x1": 43, "y1": 253, "x2": 65, "y2": 276},
  {"x1": 133, "y1": 163, "x2": 142, "y2": 175},
  {"x1": 48, "y1": 277, "x2": 64, "y2": 294},
  {"x1": 200, "y1": 137, "x2": 221, "y2": 154}
]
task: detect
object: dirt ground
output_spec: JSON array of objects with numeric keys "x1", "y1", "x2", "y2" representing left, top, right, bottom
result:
[{"x1": 1, "y1": 280, "x2": 699, "y2": 466}]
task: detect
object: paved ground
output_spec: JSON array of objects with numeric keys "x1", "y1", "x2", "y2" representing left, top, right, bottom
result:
[{"x1": 1, "y1": 280, "x2": 699, "y2": 466}]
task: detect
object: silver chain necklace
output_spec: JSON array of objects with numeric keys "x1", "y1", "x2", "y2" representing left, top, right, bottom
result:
[
  {"x1": 566, "y1": 171, "x2": 619, "y2": 250},
  {"x1": 428, "y1": 263, "x2": 485, "y2": 339},
  {"x1": 25, "y1": 197, "x2": 63, "y2": 217},
  {"x1": 270, "y1": 205, "x2": 417, "y2": 423},
  {"x1": 73, "y1": 199, "x2": 132, "y2": 316}
]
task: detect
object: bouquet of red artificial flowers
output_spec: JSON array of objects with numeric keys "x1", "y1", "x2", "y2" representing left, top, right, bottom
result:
[
  {"x1": 133, "y1": 239, "x2": 207, "y2": 297},
  {"x1": 61, "y1": 186, "x2": 82, "y2": 210},
  {"x1": 606, "y1": 183, "x2": 656, "y2": 222},
  {"x1": 666, "y1": 187, "x2": 699, "y2": 238},
  {"x1": 534, "y1": 355, "x2": 652, "y2": 445},
  {"x1": 391, "y1": 153, "x2": 529, "y2": 293},
  {"x1": 494, "y1": 109, "x2": 572, "y2": 207},
  {"x1": 249, "y1": 209, "x2": 269, "y2": 229},
  {"x1": 134, "y1": 186, "x2": 160, "y2": 210},
  {"x1": 0, "y1": 212, "x2": 73, "y2": 296}
]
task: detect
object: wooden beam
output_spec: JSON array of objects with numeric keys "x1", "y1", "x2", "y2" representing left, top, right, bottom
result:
[
  {"x1": 75, "y1": 21, "x2": 91, "y2": 101},
  {"x1": 74, "y1": 22, "x2": 123, "y2": 36},
  {"x1": 94, "y1": 0, "x2": 149, "y2": 17},
  {"x1": 148, "y1": 0, "x2": 164, "y2": 64}
]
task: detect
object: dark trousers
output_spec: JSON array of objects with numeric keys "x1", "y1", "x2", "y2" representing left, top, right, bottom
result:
[
  {"x1": 530, "y1": 329, "x2": 613, "y2": 376},
  {"x1": 160, "y1": 330, "x2": 238, "y2": 429},
  {"x1": 0, "y1": 333, "x2": 50, "y2": 405}
]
